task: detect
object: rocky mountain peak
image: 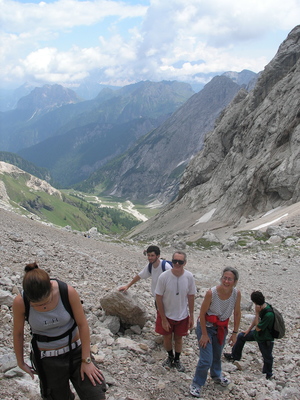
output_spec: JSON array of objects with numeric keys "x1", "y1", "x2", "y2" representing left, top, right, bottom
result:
[
  {"x1": 16, "y1": 83, "x2": 81, "y2": 115},
  {"x1": 222, "y1": 69, "x2": 257, "y2": 87},
  {"x1": 250, "y1": 25, "x2": 300, "y2": 110}
]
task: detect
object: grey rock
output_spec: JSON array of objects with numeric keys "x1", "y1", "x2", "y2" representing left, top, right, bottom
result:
[
  {"x1": 100, "y1": 290, "x2": 148, "y2": 328},
  {"x1": 0, "y1": 289, "x2": 14, "y2": 307},
  {"x1": 266, "y1": 226, "x2": 292, "y2": 238},
  {"x1": 4, "y1": 366, "x2": 25, "y2": 378},
  {"x1": 130, "y1": 325, "x2": 142, "y2": 335},
  {"x1": 202, "y1": 231, "x2": 220, "y2": 243},
  {"x1": 284, "y1": 238, "x2": 296, "y2": 246},
  {"x1": 0, "y1": 353, "x2": 17, "y2": 373},
  {"x1": 222, "y1": 241, "x2": 236, "y2": 251},
  {"x1": 102, "y1": 315, "x2": 120, "y2": 334},
  {"x1": 267, "y1": 236, "x2": 283, "y2": 245}
]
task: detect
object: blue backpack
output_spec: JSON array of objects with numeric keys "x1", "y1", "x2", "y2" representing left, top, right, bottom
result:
[{"x1": 148, "y1": 259, "x2": 173, "y2": 274}]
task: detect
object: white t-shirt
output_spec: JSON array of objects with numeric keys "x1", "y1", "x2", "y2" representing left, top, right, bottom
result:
[
  {"x1": 155, "y1": 269, "x2": 196, "y2": 321},
  {"x1": 138, "y1": 260, "x2": 172, "y2": 297}
]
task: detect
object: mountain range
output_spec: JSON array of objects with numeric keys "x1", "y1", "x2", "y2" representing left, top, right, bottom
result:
[
  {"x1": 77, "y1": 72, "x2": 255, "y2": 204},
  {"x1": 0, "y1": 80, "x2": 196, "y2": 187},
  {"x1": 0, "y1": 70, "x2": 256, "y2": 195},
  {"x1": 128, "y1": 25, "x2": 300, "y2": 242}
]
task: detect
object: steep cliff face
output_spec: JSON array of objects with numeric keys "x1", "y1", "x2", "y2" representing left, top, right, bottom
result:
[{"x1": 129, "y1": 25, "x2": 300, "y2": 241}]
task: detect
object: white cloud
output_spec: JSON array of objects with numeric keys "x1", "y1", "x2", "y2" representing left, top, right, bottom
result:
[
  {"x1": 1, "y1": 0, "x2": 300, "y2": 87},
  {"x1": 1, "y1": 0, "x2": 147, "y2": 32}
]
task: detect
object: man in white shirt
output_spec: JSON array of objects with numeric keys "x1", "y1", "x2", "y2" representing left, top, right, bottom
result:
[
  {"x1": 155, "y1": 251, "x2": 196, "y2": 372},
  {"x1": 118, "y1": 245, "x2": 172, "y2": 299}
]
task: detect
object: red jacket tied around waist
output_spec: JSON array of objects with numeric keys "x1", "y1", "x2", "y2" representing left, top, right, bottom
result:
[{"x1": 205, "y1": 314, "x2": 229, "y2": 344}]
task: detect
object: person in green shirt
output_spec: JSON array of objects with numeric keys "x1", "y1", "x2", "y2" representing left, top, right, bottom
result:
[{"x1": 224, "y1": 290, "x2": 275, "y2": 379}]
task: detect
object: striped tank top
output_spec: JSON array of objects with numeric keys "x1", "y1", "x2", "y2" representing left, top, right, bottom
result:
[{"x1": 206, "y1": 286, "x2": 237, "y2": 325}]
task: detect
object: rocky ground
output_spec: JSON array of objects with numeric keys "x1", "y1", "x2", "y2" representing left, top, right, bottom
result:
[{"x1": 0, "y1": 207, "x2": 300, "y2": 400}]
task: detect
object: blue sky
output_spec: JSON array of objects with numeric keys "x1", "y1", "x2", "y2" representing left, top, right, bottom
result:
[{"x1": 1, "y1": 0, "x2": 300, "y2": 89}]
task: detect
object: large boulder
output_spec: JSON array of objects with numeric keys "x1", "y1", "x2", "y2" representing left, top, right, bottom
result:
[{"x1": 100, "y1": 290, "x2": 148, "y2": 328}]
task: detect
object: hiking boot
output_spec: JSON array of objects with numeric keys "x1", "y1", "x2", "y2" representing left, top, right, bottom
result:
[
  {"x1": 162, "y1": 356, "x2": 174, "y2": 369},
  {"x1": 213, "y1": 376, "x2": 230, "y2": 387},
  {"x1": 224, "y1": 352, "x2": 236, "y2": 362},
  {"x1": 190, "y1": 384, "x2": 202, "y2": 398},
  {"x1": 266, "y1": 374, "x2": 275, "y2": 380},
  {"x1": 174, "y1": 359, "x2": 185, "y2": 372}
]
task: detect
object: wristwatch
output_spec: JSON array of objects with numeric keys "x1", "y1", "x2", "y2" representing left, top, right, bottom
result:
[{"x1": 82, "y1": 357, "x2": 92, "y2": 364}]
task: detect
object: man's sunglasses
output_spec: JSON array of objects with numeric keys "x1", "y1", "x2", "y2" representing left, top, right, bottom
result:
[{"x1": 172, "y1": 259, "x2": 185, "y2": 265}]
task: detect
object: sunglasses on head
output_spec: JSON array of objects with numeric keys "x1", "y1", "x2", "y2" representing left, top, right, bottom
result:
[{"x1": 172, "y1": 259, "x2": 185, "y2": 265}]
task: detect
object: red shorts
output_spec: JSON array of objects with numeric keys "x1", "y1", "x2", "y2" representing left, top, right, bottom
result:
[{"x1": 155, "y1": 312, "x2": 189, "y2": 336}]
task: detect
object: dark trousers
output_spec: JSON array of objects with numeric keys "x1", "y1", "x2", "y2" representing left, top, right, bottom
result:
[
  {"x1": 232, "y1": 330, "x2": 274, "y2": 377},
  {"x1": 33, "y1": 346, "x2": 106, "y2": 400}
]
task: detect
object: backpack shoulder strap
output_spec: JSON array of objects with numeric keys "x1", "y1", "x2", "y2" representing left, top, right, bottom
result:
[
  {"x1": 23, "y1": 291, "x2": 30, "y2": 321},
  {"x1": 162, "y1": 260, "x2": 173, "y2": 271},
  {"x1": 260, "y1": 304, "x2": 274, "y2": 319},
  {"x1": 55, "y1": 279, "x2": 74, "y2": 319},
  {"x1": 148, "y1": 262, "x2": 152, "y2": 274}
]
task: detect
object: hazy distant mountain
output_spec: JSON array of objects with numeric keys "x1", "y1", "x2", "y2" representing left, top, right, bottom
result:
[
  {"x1": 0, "y1": 82, "x2": 36, "y2": 112},
  {"x1": 0, "y1": 84, "x2": 82, "y2": 151},
  {"x1": 16, "y1": 84, "x2": 81, "y2": 114},
  {"x1": 16, "y1": 81, "x2": 195, "y2": 186},
  {"x1": 74, "y1": 81, "x2": 120, "y2": 100},
  {"x1": 0, "y1": 81, "x2": 194, "y2": 155}
]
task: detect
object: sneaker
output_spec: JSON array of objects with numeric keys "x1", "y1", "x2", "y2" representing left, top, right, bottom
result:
[
  {"x1": 162, "y1": 356, "x2": 174, "y2": 369},
  {"x1": 213, "y1": 376, "x2": 230, "y2": 387},
  {"x1": 190, "y1": 384, "x2": 202, "y2": 398},
  {"x1": 174, "y1": 359, "x2": 185, "y2": 372},
  {"x1": 224, "y1": 352, "x2": 235, "y2": 362}
]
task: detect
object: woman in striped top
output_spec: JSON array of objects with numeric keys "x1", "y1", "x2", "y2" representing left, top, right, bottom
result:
[{"x1": 190, "y1": 267, "x2": 241, "y2": 398}]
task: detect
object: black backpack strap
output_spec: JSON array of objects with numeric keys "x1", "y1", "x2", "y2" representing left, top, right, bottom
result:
[
  {"x1": 148, "y1": 262, "x2": 152, "y2": 274},
  {"x1": 54, "y1": 279, "x2": 76, "y2": 376},
  {"x1": 55, "y1": 279, "x2": 74, "y2": 319},
  {"x1": 260, "y1": 304, "x2": 274, "y2": 318},
  {"x1": 33, "y1": 321, "x2": 77, "y2": 342},
  {"x1": 23, "y1": 291, "x2": 30, "y2": 322}
]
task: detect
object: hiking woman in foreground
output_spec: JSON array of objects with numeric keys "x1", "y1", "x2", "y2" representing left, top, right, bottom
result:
[
  {"x1": 13, "y1": 262, "x2": 106, "y2": 400},
  {"x1": 190, "y1": 266, "x2": 241, "y2": 398}
]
